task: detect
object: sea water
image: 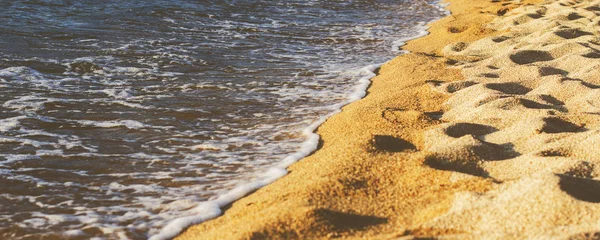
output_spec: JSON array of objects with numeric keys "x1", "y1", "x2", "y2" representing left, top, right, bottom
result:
[{"x1": 0, "y1": 1, "x2": 446, "y2": 239}]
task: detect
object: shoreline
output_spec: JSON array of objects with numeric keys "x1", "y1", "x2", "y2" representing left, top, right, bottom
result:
[
  {"x1": 150, "y1": 2, "x2": 449, "y2": 239},
  {"x1": 172, "y1": 0, "x2": 522, "y2": 238},
  {"x1": 176, "y1": 0, "x2": 600, "y2": 238}
]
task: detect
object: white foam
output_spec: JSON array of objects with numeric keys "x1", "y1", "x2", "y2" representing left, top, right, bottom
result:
[
  {"x1": 101, "y1": 88, "x2": 133, "y2": 99},
  {"x1": 108, "y1": 182, "x2": 164, "y2": 194},
  {"x1": 163, "y1": 18, "x2": 177, "y2": 24},
  {"x1": 149, "y1": 1, "x2": 447, "y2": 239},
  {"x1": 392, "y1": 1, "x2": 450, "y2": 53},
  {"x1": 391, "y1": 24, "x2": 429, "y2": 53},
  {"x1": 64, "y1": 229, "x2": 85, "y2": 236},
  {"x1": 36, "y1": 149, "x2": 64, "y2": 156},
  {"x1": 148, "y1": 203, "x2": 221, "y2": 240},
  {"x1": 149, "y1": 167, "x2": 286, "y2": 240},
  {"x1": 190, "y1": 144, "x2": 228, "y2": 151},
  {"x1": 3, "y1": 95, "x2": 52, "y2": 112},
  {"x1": 112, "y1": 100, "x2": 155, "y2": 110},
  {"x1": 112, "y1": 67, "x2": 152, "y2": 75},
  {"x1": 0, "y1": 116, "x2": 27, "y2": 131},
  {"x1": 0, "y1": 66, "x2": 44, "y2": 80},
  {"x1": 0, "y1": 154, "x2": 40, "y2": 164},
  {"x1": 76, "y1": 119, "x2": 147, "y2": 129}
]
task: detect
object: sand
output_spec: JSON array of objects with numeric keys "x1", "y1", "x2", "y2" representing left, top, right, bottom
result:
[{"x1": 176, "y1": 0, "x2": 600, "y2": 239}]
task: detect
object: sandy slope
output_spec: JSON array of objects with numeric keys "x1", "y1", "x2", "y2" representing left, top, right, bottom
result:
[{"x1": 175, "y1": 0, "x2": 600, "y2": 239}]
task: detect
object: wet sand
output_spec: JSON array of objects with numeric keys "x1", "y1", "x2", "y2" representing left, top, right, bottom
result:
[{"x1": 176, "y1": 0, "x2": 600, "y2": 238}]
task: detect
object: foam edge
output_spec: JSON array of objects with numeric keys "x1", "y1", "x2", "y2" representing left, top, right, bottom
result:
[{"x1": 149, "y1": 1, "x2": 449, "y2": 239}]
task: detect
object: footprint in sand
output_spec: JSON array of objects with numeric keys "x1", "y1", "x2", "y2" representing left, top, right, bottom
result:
[
  {"x1": 416, "y1": 0, "x2": 600, "y2": 237},
  {"x1": 509, "y1": 50, "x2": 554, "y2": 64},
  {"x1": 554, "y1": 28, "x2": 592, "y2": 39},
  {"x1": 370, "y1": 135, "x2": 416, "y2": 153}
]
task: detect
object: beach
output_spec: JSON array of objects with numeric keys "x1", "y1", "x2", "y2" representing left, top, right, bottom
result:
[
  {"x1": 175, "y1": 0, "x2": 600, "y2": 239},
  {"x1": 0, "y1": 1, "x2": 450, "y2": 239}
]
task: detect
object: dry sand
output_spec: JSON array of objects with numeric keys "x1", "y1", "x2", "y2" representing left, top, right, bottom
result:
[{"x1": 176, "y1": 0, "x2": 600, "y2": 239}]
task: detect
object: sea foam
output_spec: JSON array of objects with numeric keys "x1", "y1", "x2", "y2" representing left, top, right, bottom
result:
[
  {"x1": 149, "y1": 3, "x2": 447, "y2": 238},
  {"x1": 0, "y1": 1, "x2": 448, "y2": 239}
]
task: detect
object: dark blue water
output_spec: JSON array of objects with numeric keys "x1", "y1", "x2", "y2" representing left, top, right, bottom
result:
[{"x1": 0, "y1": 1, "x2": 445, "y2": 239}]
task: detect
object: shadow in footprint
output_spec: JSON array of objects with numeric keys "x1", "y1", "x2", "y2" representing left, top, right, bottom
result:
[
  {"x1": 539, "y1": 66, "x2": 569, "y2": 76},
  {"x1": 539, "y1": 117, "x2": 583, "y2": 133},
  {"x1": 554, "y1": 28, "x2": 592, "y2": 39},
  {"x1": 585, "y1": 5, "x2": 600, "y2": 12},
  {"x1": 424, "y1": 111, "x2": 443, "y2": 120},
  {"x1": 580, "y1": 80, "x2": 600, "y2": 89},
  {"x1": 312, "y1": 208, "x2": 388, "y2": 231},
  {"x1": 425, "y1": 80, "x2": 444, "y2": 87},
  {"x1": 445, "y1": 123, "x2": 498, "y2": 138},
  {"x1": 424, "y1": 155, "x2": 488, "y2": 177},
  {"x1": 492, "y1": 35, "x2": 510, "y2": 43},
  {"x1": 509, "y1": 50, "x2": 554, "y2": 65},
  {"x1": 372, "y1": 135, "x2": 416, "y2": 152},
  {"x1": 479, "y1": 73, "x2": 500, "y2": 78},
  {"x1": 567, "y1": 12, "x2": 584, "y2": 20},
  {"x1": 558, "y1": 174, "x2": 600, "y2": 203},
  {"x1": 539, "y1": 94, "x2": 565, "y2": 105},
  {"x1": 486, "y1": 82, "x2": 532, "y2": 94},
  {"x1": 448, "y1": 26, "x2": 466, "y2": 33},
  {"x1": 527, "y1": 13, "x2": 543, "y2": 19},
  {"x1": 520, "y1": 99, "x2": 558, "y2": 110},
  {"x1": 583, "y1": 51, "x2": 600, "y2": 59},
  {"x1": 537, "y1": 149, "x2": 569, "y2": 157},
  {"x1": 473, "y1": 142, "x2": 520, "y2": 161},
  {"x1": 497, "y1": 8, "x2": 508, "y2": 16}
]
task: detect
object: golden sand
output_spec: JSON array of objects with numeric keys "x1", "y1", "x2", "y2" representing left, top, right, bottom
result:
[{"x1": 176, "y1": 0, "x2": 600, "y2": 239}]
